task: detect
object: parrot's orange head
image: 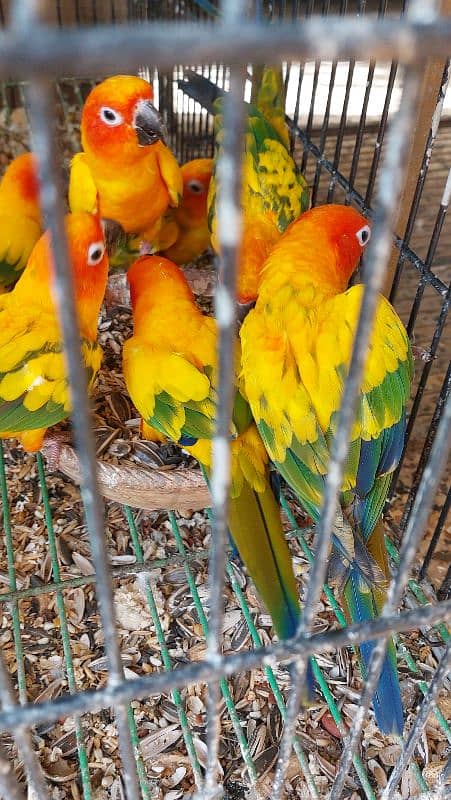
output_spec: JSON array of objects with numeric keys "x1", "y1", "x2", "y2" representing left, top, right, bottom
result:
[
  {"x1": 15, "y1": 212, "x2": 108, "y2": 338},
  {"x1": 179, "y1": 158, "x2": 213, "y2": 220},
  {"x1": 127, "y1": 255, "x2": 193, "y2": 314},
  {"x1": 63, "y1": 212, "x2": 109, "y2": 336},
  {"x1": 63, "y1": 212, "x2": 108, "y2": 292},
  {"x1": 81, "y1": 75, "x2": 167, "y2": 162},
  {"x1": 283, "y1": 204, "x2": 371, "y2": 292},
  {"x1": 310, "y1": 204, "x2": 371, "y2": 285},
  {"x1": 1, "y1": 152, "x2": 40, "y2": 215}
]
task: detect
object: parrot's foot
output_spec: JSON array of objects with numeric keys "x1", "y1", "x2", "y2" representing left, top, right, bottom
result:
[
  {"x1": 104, "y1": 273, "x2": 130, "y2": 313},
  {"x1": 101, "y1": 218, "x2": 127, "y2": 255},
  {"x1": 139, "y1": 240, "x2": 154, "y2": 256},
  {"x1": 411, "y1": 345, "x2": 434, "y2": 363},
  {"x1": 41, "y1": 431, "x2": 72, "y2": 472}
]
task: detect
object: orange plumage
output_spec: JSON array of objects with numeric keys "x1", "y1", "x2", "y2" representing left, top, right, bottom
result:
[
  {"x1": 162, "y1": 158, "x2": 213, "y2": 263},
  {"x1": 0, "y1": 152, "x2": 43, "y2": 289},
  {"x1": 0, "y1": 212, "x2": 109, "y2": 451},
  {"x1": 69, "y1": 75, "x2": 182, "y2": 244},
  {"x1": 241, "y1": 204, "x2": 412, "y2": 733}
]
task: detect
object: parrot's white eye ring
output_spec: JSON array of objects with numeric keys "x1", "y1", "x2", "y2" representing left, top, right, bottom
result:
[
  {"x1": 88, "y1": 241, "x2": 105, "y2": 266},
  {"x1": 187, "y1": 179, "x2": 204, "y2": 194},
  {"x1": 356, "y1": 224, "x2": 371, "y2": 247},
  {"x1": 99, "y1": 106, "x2": 124, "y2": 127}
]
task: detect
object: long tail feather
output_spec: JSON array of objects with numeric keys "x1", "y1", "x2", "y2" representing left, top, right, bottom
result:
[
  {"x1": 342, "y1": 551, "x2": 403, "y2": 735},
  {"x1": 229, "y1": 478, "x2": 299, "y2": 639},
  {"x1": 228, "y1": 477, "x2": 315, "y2": 700}
]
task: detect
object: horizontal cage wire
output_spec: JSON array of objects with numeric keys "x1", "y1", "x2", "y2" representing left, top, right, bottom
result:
[{"x1": 0, "y1": 1, "x2": 449, "y2": 799}]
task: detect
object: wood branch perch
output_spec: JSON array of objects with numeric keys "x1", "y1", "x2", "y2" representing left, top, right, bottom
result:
[{"x1": 41, "y1": 441, "x2": 211, "y2": 513}]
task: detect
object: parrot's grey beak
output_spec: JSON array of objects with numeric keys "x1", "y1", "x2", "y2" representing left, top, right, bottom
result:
[{"x1": 133, "y1": 99, "x2": 167, "y2": 146}]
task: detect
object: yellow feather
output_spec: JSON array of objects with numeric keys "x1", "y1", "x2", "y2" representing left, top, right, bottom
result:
[{"x1": 68, "y1": 153, "x2": 99, "y2": 215}]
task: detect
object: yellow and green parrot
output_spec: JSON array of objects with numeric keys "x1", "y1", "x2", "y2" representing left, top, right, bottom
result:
[
  {"x1": 122, "y1": 254, "x2": 308, "y2": 657},
  {"x1": 0, "y1": 152, "x2": 43, "y2": 291},
  {"x1": 0, "y1": 212, "x2": 109, "y2": 452},
  {"x1": 178, "y1": 67, "x2": 310, "y2": 309},
  {"x1": 240, "y1": 204, "x2": 413, "y2": 735}
]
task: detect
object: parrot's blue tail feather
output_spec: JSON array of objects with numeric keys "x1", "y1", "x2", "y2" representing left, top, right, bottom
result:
[{"x1": 344, "y1": 567, "x2": 404, "y2": 736}]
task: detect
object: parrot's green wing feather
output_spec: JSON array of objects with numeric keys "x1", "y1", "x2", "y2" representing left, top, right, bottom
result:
[
  {"x1": 209, "y1": 95, "x2": 309, "y2": 234},
  {"x1": 241, "y1": 284, "x2": 413, "y2": 734},
  {"x1": 0, "y1": 311, "x2": 101, "y2": 433}
]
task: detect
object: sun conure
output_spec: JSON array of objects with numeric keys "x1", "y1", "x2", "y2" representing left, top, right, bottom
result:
[
  {"x1": 160, "y1": 158, "x2": 213, "y2": 264},
  {"x1": 178, "y1": 67, "x2": 310, "y2": 309},
  {"x1": 0, "y1": 152, "x2": 43, "y2": 291},
  {"x1": 122, "y1": 255, "x2": 310, "y2": 665},
  {"x1": 68, "y1": 75, "x2": 183, "y2": 257},
  {"x1": 240, "y1": 204, "x2": 413, "y2": 735},
  {"x1": 0, "y1": 212, "x2": 109, "y2": 452}
]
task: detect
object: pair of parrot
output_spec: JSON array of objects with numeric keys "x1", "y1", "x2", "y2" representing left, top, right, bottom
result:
[
  {"x1": 118, "y1": 72, "x2": 409, "y2": 734},
  {"x1": 123, "y1": 204, "x2": 410, "y2": 736},
  {"x1": 68, "y1": 74, "x2": 214, "y2": 269},
  {"x1": 0, "y1": 70, "x2": 411, "y2": 736}
]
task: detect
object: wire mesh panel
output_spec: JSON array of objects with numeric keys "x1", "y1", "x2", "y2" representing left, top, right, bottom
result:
[{"x1": 0, "y1": 1, "x2": 449, "y2": 799}]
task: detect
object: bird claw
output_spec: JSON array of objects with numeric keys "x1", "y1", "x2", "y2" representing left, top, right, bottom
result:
[
  {"x1": 411, "y1": 345, "x2": 434, "y2": 363},
  {"x1": 40, "y1": 431, "x2": 72, "y2": 473},
  {"x1": 139, "y1": 239, "x2": 154, "y2": 255}
]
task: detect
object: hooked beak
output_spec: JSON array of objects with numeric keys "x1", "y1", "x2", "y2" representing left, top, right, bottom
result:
[{"x1": 133, "y1": 99, "x2": 167, "y2": 146}]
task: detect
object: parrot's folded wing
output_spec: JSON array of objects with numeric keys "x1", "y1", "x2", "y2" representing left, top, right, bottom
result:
[
  {"x1": 155, "y1": 145, "x2": 183, "y2": 209},
  {"x1": 0, "y1": 215, "x2": 42, "y2": 288},
  {"x1": 123, "y1": 338, "x2": 218, "y2": 444},
  {"x1": 0, "y1": 310, "x2": 101, "y2": 433},
  {"x1": 68, "y1": 153, "x2": 99, "y2": 215}
]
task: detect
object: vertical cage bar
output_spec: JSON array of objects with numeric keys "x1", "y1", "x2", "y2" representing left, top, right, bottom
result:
[
  {"x1": 0, "y1": 445, "x2": 27, "y2": 707},
  {"x1": 36, "y1": 453, "x2": 92, "y2": 799},
  {"x1": 401, "y1": 361, "x2": 451, "y2": 530},
  {"x1": 419, "y1": 486, "x2": 451, "y2": 580},
  {"x1": 0, "y1": 654, "x2": 48, "y2": 799},
  {"x1": 24, "y1": 78, "x2": 141, "y2": 800},
  {"x1": 0, "y1": 744, "x2": 27, "y2": 800},
  {"x1": 382, "y1": 638, "x2": 451, "y2": 800},
  {"x1": 364, "y1": 61, "x2": 399, "y2": 208},
  {"x1": 123, "y1": 506, "x2": 204, "y2": 790},
  {"x1": 383, "y1": 1, "x2": 451, "y2": 297},
  {"x1": 389, "y1": 60, "x2": 450, "y2": 305},
  {"x1": 203, "y1": 0, "x2": 247, "y2": 792},
  {"x1": 270, "y1": 58, "x2": 422, "y2": 800},
  {"x1": 387, "y1": 170, "x2": 451, "y2": 500}
]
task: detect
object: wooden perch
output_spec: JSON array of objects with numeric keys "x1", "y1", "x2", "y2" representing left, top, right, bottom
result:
[{"x1": 41, "y1": 441, "x2": 211, "y2": 513}]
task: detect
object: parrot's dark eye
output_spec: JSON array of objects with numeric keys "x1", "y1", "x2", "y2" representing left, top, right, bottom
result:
[
  {"x1": 187, "y1": 179, "x2": 204, "y2": 194},
  {"x1": 356, "y1": 224, "x2": 371, "y2": 247},
  {"x1": 100, "y1": 106, "x2": 123, "y2": 127},
  {"x1": 87, "y1": 241, "x2": 105, "y2": 266}
]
